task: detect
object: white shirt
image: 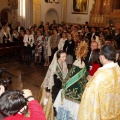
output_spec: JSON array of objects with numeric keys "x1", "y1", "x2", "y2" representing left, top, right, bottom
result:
[
  {"x1": 23, "y1": 34, "x2": 34, "y2": 47},
  {"x1": 18, "y1": 26, "x2": 20, "y2": 33},
  {"x1": 58, "y1": 38, "x2": 67, "y2": 50}
]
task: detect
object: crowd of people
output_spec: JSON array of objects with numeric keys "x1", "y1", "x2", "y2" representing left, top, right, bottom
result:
[
  {"x1": 0, "y1": 20, "x2": 120, "y2": 120},
  {"x1": 0, "y1": 21, "x2": 119, "y2": 66}
]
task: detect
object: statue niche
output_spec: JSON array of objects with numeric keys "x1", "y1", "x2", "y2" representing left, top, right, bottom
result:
[{"x1": 0, "y1": 9, "x2": 8, "y2": 26}]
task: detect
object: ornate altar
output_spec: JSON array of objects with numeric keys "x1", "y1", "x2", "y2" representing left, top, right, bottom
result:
[{"x1": 89, "y1": 0, "x2": 120, "y2": 28}]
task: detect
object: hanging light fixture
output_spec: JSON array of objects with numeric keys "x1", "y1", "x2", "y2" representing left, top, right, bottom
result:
[
  {"x1": 20, "y1": 0, "x2": 26, "y2": 17},
  {"x1": 48, "y1": 0, "x2": 60, "y2": 4}
]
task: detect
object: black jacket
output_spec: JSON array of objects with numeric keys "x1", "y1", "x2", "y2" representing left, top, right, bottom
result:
[
  {"x1": 63, "y1": 40, "x2": 75, "y2": 55},
  {"x1": 16, "y1": 26, "x2": 24, "y2": 32}
]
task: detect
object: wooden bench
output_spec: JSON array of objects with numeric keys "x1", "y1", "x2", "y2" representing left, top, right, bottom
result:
[{"x1": 0, "y1": 42, "x2": 22, "y2": 56}]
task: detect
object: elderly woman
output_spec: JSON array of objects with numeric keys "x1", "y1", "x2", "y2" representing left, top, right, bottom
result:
[{"x1": 38, "y1": 50, "x2": 68, "y2": 119}]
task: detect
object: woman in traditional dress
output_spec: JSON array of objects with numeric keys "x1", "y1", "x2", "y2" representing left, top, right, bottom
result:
[
  {"x1": 38, "y1": 50, "x2": 68, "y2": 120},
  {"x1": 54, "y1": 41, "x2": 89, "y2": 120}
]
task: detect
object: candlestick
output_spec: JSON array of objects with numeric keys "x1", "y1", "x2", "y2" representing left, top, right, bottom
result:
[
  {"x1": 98, "y1": 15, "x2": 100, "y2": 23},
  {"x1": 101, "y1": 15, "x2": 103, "y2": 23},
  {"x1": 95, "y1": 15, "x2": 97, "y2": 23}
]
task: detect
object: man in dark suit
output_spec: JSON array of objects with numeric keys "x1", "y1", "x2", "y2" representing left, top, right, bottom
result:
[
  {"x1": 16, "y1": 22, "x2": 24, "y2": 33},
  {"x1": 91, "y1": 27, "x2": 98, "y2": 40},
  {"x1": 38, "y1": 21, "x2": 44, "y2": 30},
  {"x1": 85, "y1": 41, "x2": 98, "y2": 71},
  {"x1": 84, "y1": 21, "x2": 89, "y2": 29},
  {"x1": 113, "y1": 29, "x2": 120, "y2": 47},
  {"x1": 83, "y1": 27, "x2": 91, "y2": 46}
]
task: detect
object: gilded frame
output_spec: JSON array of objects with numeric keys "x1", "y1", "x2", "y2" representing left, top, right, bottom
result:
[{"x1": 72, "y1": 0, "x2": 89, "y2": 14}]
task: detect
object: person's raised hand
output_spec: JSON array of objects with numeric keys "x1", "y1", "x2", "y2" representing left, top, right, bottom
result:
[
  {"x1": 0, "y1": 85, "x2": 5, "y2": 96},
  {"x1": 22, "y1": 89, "x2": 34, "y2": 102}
]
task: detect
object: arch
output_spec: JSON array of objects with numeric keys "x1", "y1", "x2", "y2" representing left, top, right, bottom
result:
[{"x1": 45, "y1": 8, "x2": 59, "y2": 24}]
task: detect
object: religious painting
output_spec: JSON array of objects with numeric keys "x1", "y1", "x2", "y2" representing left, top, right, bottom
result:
[
  {"x1": 8, "y1": 0, "x2": 18, "y2": 9},
  {"x1": 72, "y1": 0, "x2": 89, "y2": 14}
]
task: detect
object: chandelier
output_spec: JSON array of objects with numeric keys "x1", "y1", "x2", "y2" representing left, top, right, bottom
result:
[{"x1": 47, "y1": 0, "x2": 60, "y2": 4}]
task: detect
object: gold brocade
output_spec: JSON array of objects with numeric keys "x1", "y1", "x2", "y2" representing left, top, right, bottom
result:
[
  {"x1": 38, "y1": 88, "x2": 55, "y2": 120},
  {"x1": 78, "y1": 64, "x2": 120, "y2": 120}
]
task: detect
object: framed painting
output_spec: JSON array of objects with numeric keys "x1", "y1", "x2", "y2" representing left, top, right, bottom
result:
[
  {"x1": 72, "y1": 0, "x2": 89, "y2": 14},
  {"x1": 8, "y1": 0, "x2": 18, "y2": 9}
]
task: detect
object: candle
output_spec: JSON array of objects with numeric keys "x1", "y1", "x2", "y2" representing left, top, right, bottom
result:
[
  {"x1": 98, "y1": 15, "x2": 100, "y2": 23},
  {"x1": 101, "y1": 15, "x2": 103, "y2": 23},
  {"x1": 95, "y1": 15, "x2": 97, "y2": 23}
]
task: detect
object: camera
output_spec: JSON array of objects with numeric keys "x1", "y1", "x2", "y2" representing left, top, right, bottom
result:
[
  {"x1": 0, "y1": 68, "x2": 6, "y2": 78},
  {"x1": 0, "y1": 77, "x2": 12, "y2": 89}
]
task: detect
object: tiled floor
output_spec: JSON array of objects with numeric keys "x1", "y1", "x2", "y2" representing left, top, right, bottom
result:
[{"x1": 0, "y1": 55, "x2": 48, "y2": 99}]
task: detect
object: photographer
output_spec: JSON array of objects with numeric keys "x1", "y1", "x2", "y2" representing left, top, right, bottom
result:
[{"x1": 0, "y1": 89, "x2": 46, "y2": 120}]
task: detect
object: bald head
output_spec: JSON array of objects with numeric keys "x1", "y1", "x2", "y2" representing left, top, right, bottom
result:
[{"x1": 91, "y1": 41, "x2": 98, "y2": 51}]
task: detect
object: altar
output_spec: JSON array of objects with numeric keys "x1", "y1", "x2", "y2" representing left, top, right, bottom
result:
[{"x1": 89, "y1": 0, "x2": 120, "y2": 28}]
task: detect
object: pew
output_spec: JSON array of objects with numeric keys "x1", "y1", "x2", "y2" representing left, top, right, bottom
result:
[{"x1": 0, "y1": 42, "x2": 22, "y2": 56}]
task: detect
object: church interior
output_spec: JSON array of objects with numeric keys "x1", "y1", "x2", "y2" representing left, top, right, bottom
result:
[{"x1": 0, "y1": 0, "x2": 120, "y2": 119}]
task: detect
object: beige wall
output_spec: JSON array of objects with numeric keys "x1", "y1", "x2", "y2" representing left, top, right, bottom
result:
[
  {"x1": 33, "y1": 0, "x2": 41, "y2": 26},
  {"x1": 32, "y1": 0, "x2": 94, "y2": 26},
  {"x1": 0, "y1": 0, "x2": 9, "y2": 12},
  {"x1": 0, "y1": 0, "x2": 94, "y2": 28},
  {"x1": 40, "y1": 0, "x2": 62, "y2": 25}
]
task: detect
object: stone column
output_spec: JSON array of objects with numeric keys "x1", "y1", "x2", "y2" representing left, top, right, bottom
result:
[
  {"x1": 62, "y1": 0, "x2": 67, "y2": 22},
  {"x1": 33, "y1": 0, "x2": 41, "y2": 26}
]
